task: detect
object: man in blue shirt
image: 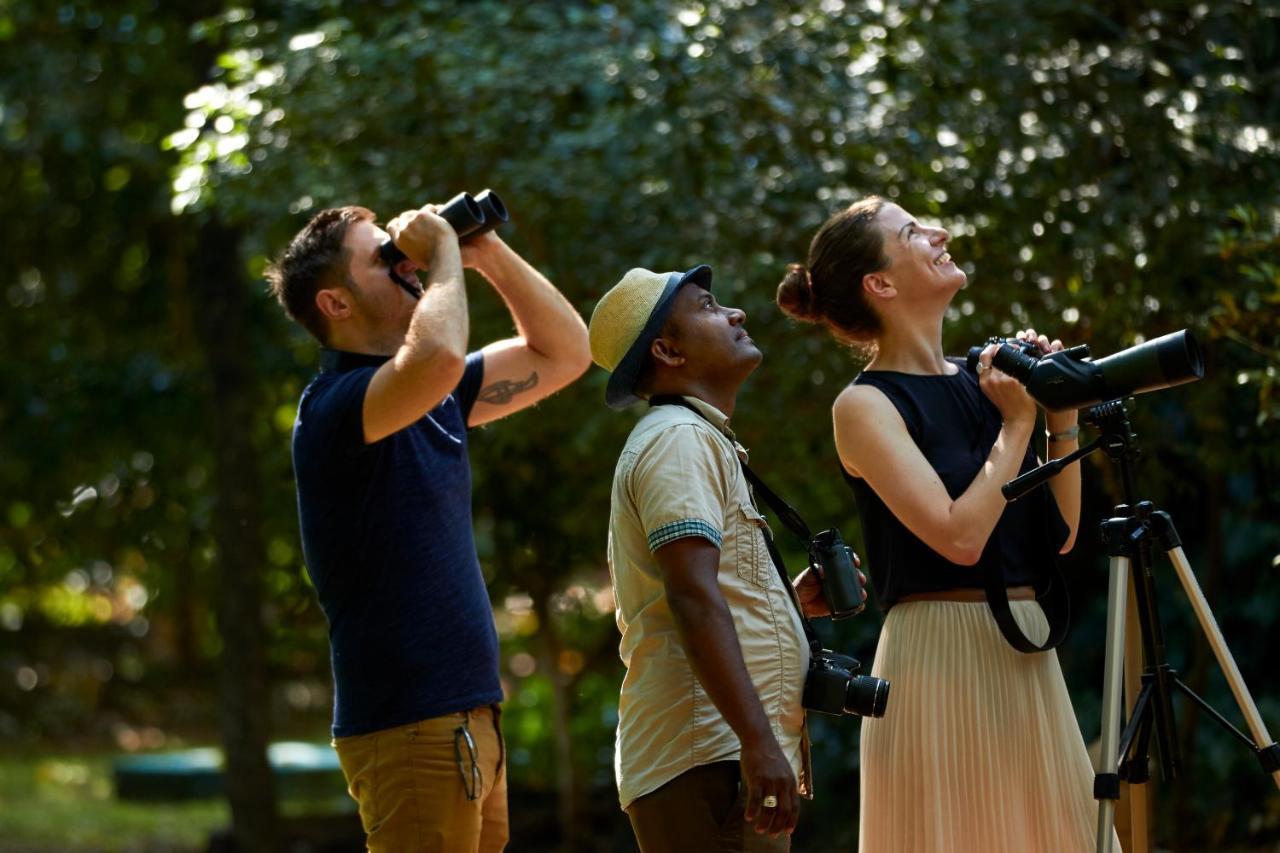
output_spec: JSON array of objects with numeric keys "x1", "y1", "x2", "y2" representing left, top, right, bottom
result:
[{"x1": 267, "y1": 201, "x2": 590, "y2": 851}]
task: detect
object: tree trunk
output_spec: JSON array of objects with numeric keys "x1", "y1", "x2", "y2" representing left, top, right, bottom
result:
[
  {"x1": 186, "y1": 217, "x2": 281, "y2": 851},
  {"x1": 176, "y1": 544, "x2": 201, "y2": 675}
]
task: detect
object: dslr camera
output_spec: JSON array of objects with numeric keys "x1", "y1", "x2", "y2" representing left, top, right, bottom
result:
[
  {"x1": 801, "y1": 529, "x2": 890, "y2": 718},
  {"x1": 804, "y1": 649, "x2": 890, "y2": 718}
]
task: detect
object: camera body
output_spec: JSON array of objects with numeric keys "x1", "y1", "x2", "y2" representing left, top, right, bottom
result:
[
  {"x1": 808, "y1": 528, "x2": 866, "y2": 620},
  {"x1": 803, "y1": 649, "x2": 890, "y2": 718}
]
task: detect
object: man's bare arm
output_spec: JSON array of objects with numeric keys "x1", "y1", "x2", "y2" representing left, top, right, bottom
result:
[{"x1": 463, "y1": 234, "x2": 589, "y2": 427}]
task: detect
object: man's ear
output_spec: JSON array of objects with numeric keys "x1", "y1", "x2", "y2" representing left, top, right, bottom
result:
[
  {"x1": 862, "y1": 270, "x2": 896, "y2": 302},
  {"x1": 650, "y1": 335, "x2": 685, "y2": 369},
  {"x1": 315, "y1": 287, "x2": 354, "y2": 321}
]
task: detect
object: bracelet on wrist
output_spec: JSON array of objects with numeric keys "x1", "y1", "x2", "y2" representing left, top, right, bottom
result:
[{"x1": 1046, "y1": 424, "x2": 1080, "y2": 442}]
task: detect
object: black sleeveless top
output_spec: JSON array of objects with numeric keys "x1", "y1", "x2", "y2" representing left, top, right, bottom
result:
[{"x1": 844, "y1": 358, "x2": 1068, "y2": 610}]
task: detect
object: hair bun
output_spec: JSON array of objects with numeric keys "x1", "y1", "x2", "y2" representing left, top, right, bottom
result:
[{"x1": 776, "y1": 263, "x2": 819, "y2": 323}]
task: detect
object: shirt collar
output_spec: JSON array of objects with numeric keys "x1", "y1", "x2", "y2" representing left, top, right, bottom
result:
[
  {"x1": 319, "y1": 348, "x2": 391, "y2": 373},
  {"x1": 647, "y1": 393, "x2": 749, "y2": 461},
  {"x1": 675, "y1": 394, "x2": 735, "y2": 440}
]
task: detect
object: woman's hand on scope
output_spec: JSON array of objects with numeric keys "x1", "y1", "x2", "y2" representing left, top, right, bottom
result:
[
  {"x1": 976, "y1": 338, "x2": 1036, "y2": 428},
  {"x1": 1013, "y1": 327, "x2": 1080, "y2": 433},
  {"x1": 1015, "y1": 326, "x2": 1056, "y2": 356}
]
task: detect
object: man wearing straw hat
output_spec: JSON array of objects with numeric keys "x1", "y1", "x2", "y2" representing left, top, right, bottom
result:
[{"x1": 589, "y1": 265, "x2": 826, "y2": 852}]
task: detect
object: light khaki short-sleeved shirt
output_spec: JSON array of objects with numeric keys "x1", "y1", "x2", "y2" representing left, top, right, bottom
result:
[{"x1": 606, "y1": 395, "x2": 811, "y2": 809}]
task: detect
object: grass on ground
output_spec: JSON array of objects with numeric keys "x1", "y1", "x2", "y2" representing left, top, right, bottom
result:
[{"x1": 0, "y1": 749, "x2": 353, "y2": 852}]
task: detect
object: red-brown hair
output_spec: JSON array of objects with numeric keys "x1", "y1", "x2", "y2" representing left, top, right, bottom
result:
[
  {"x1": 265, "y1": 206, "x2": 375, "y2": 342},
  {"x1": 776, "y1": 196, "x2": 889, "y2": 347}
]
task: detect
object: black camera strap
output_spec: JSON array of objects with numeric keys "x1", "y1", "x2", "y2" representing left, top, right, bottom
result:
[
  {"x1": 649, "y1": 395, "x2": 824, "y2": 651},
  {"x1": 754, "y1": 495, "x2": 824, "y2": 653},
  {"x1": 981, "y1": 493, "x2": 1071, "y2": 653},
  {"x1": 649, "y1": 396, "x2": 1068, "y2": 654}
]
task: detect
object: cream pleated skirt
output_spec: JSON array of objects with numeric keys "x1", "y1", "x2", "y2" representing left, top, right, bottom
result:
[{"x1": 858, "y1": 600, "x2": 1118, "y2": 853}]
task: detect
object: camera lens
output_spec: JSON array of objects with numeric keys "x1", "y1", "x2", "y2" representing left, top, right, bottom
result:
[
  {"x1": 990, "y1": 342, "x2": 1039, "y2": 382},
  {"x1": 1092, "y1": 329, "x2": 1204, "y2": 402},
  {"x1": 845, "y1": 674, "x2": 890, "y2": 718}
]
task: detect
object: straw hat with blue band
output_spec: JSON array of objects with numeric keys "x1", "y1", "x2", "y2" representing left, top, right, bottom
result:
[{"x1": 588, "y1": 265, "x2": 713, "y2": 409}]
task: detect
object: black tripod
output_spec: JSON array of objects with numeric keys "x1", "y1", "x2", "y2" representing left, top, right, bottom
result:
[{"x1": 1003, "y1": 399, "x2": 1280, "y2": 853}]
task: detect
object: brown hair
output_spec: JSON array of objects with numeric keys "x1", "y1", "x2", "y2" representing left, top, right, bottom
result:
[
  {"x1": 265, "y1": 206, "x2": 375, "y2": 343},
  {"x1": 776, "y1": 196, "x2": 888, "y2": 347}
]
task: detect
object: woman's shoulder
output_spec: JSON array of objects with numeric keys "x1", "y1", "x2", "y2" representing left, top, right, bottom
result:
[
  {"x1": 836, "y1": 371, "x2": 936, "y2": 444},
  {"x1": 833, "y1": 381, "x2": 903, "y2": 427},
  {"x1": 832, "y1": 378, "x2": 926, "y2": 479},
  {"x1": 844, "y1": 368, "x2": 924, "y2": 415},
  {"x1": 836, "y1": 377, "x2": 888, "y2": 403}
]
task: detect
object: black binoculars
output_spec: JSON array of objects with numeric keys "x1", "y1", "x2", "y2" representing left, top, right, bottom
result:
[
  {"x1": 378, "y1": 189, "x2": 509, "y2": 268},
  {"x1": 808, "y1": 528, "x2": 866, "y2": 620}
]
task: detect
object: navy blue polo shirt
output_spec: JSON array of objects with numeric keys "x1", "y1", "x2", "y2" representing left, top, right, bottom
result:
[{"x1": 293, "y1": 348, "x2": 503, "y2": 737}]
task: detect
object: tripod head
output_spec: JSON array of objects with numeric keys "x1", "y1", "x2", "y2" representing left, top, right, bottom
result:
[{"x1": 1003, "y1": 398, "x2": 1141, "y2": 503}]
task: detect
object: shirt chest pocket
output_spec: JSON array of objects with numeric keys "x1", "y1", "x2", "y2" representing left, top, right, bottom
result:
[{"x1": 735, "y1": 503, "x2": 772, "y2": 589}]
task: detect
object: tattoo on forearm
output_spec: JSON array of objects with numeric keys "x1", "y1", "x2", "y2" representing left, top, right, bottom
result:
[{"x1": 477, "y1": 372, "x2": 539, "y2": 405}]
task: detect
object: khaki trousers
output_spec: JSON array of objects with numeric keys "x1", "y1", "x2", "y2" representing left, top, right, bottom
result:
[
  {"x1": 626, "y1": 760, "x2": 791, "y2": 853},
  {"x1": 333, "y1": 705, "x2": 507, "y2": 853}
]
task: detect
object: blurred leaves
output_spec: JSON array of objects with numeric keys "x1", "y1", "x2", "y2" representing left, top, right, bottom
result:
[{"x1": 1, "y1": 0, "x2": 1278, "y2": 848}]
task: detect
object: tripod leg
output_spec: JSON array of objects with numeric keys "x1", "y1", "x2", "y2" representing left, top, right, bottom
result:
[
  {"x1": 1116, "y1": 681, "x2": 1152, "y2": 762},
  {"x1": 1121, "y1": 587, "x2": 1151, "y2": 852},
  {"x1": 1167, "y1": 545, "x2": 1280, "y2": 789},
  {"x1": 1125, "y1": 531, "x2": 1183, "y2": 784},
  {"x1": 1124, "y1": 583, "x2": 1144, "y2": 742},
  {"x1": 1096, "y1": 555, "x2": 1130, "y2": 853},
  {"x1": 1119, "y1": 685, "x2": 1154, "y2": 784}
]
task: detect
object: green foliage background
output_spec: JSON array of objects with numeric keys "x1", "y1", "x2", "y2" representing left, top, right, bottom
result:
[{"x1": 1, "y1": 0, "x2": 1278, "y2": 849}]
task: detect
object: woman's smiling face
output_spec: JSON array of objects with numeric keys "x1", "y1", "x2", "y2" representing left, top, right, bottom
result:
[{"x1": 873, "y1": 203, "x2": 967, "y2": 297}]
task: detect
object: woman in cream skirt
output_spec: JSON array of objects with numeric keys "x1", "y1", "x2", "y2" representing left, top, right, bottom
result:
[{"x1": 777, "y1": 196, "x2": 1116, "y2": 852}]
